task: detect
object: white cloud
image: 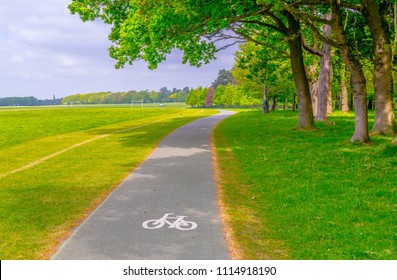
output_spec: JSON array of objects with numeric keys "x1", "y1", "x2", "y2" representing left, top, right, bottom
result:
[{"x1": 0, "y1": 0, "x2": 237, "y2": 99}]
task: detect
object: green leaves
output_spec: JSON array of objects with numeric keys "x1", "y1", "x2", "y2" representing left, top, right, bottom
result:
[{"x1": 69, "y1": 0, "x2": 236, "y2": 69}]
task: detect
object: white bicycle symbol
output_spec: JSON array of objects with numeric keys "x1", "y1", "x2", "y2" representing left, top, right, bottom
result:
[{"x1": 142, "y1": 213, "x2": 198, "y2": 231}]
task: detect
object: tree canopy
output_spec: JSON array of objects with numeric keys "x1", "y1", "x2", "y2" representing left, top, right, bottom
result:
[{"x1": 69, "y1": 0, "x2": 397, "y2": 144}]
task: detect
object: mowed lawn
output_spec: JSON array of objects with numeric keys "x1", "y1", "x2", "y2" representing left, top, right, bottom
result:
[
  {"x1": 0, "y1": 106, "x2": 215, "y2": 259},
  {"x1": 214, "y1": 110, "x2": 397, "y2": 260}
]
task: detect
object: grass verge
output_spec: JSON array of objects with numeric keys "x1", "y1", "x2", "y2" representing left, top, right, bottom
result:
[{"x1": 214, "y1": 109, "x2": 397, "y2": 260}]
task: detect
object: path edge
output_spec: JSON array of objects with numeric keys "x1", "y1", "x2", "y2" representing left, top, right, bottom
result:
[{"x1": 211, "y1": 110, "x2": 243, "y2": 260}]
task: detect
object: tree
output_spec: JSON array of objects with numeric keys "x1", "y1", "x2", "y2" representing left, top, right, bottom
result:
[
  {"x1": 232, "y1": 41, "x2": 294, "y2": 113},
  {"x1": 158, "y1": 87, "x2": 171, "y2": 102},
  {"x1": 212, "y1": 69, "x2": 235, "y2": 89},
  {"x1": 205, "y1": 86, "x2": 215, "y2": 106},
  {"x1": 362, "y1": 0, "x2": 396, "y2": 136},
  {"x1": 331, "y1": 1, "x2": 370, "y2": 142},
  {"x1": 316, "y1": 13, "x2": 333, "y2": 121},
  {"x1": 283, "y1": 1, "x2": 371, "y2": 142},
  {"x1": 283, "y1": 0, "x2": 396, "y2": 142},
  {"x1": 0, "y1": 97, "x2": 39, "y2": 106},
  {"x1": 340, "y1": 64, "x2": 350, "y2": 112},
  {"x1": 68, "y1": 0, "x2": 315, "y2": 129},
  {"x1": 186, "y1": 87, "x2": 207, "y2": 107},
  {"x1": 213, "y1": 84, "x2": 237, "y2": 107}
]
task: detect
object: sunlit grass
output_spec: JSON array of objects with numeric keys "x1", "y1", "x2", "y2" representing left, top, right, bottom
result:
[
  {"x1": 214, "y1": 109, "x2": 397, "y2": 260},
  {"x1": 0, "y1": 106, "x2": 216, "y2": 259}
]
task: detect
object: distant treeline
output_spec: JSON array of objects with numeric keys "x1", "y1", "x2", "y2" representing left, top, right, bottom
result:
[
  {"x1": 62, "y1": 87, "x2": 190, "y2": 105},
  {"x1": 0, "y1": 96, "x2": 63, "y2": 106},
  {"x1": 186, "y1": 85, "x2": 263, "y2": 108}
]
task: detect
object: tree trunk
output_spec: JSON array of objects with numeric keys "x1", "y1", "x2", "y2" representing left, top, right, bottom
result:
[
  {"x1": 327, "y1": 88, "x2": 333, "y2": 114},
  {"x1": 349, "y1": 74, "x2": 354, "y2": 110},
  {"x1": 340, "y1": 65, "x2": 349, "y2": 112},
  {"x1": 286, "y1": 12, "x2": 315, "y2": 129},
  {"x1": 307, "y1": 65, "x2": 318, "y2": 116},
  {"x1": 363, "y1": 0, "x2": 396, "y2": 136},
  {"x1": 331, "y1": 1, "x2": 370, "y2": 143},
  {"x1": 262, "y1": 80, "x2": 269, "y2": 114},
  {"x1": 327, "y1": 58, "x2": 333, "y2": 114},
  {"x1": 310, "y1": 80, "x2": 318, "y2": 116},
  {"x1": 292, "y1": 91, "x2": 296, "y2": 112},
  {"x1": 316, "y1": 13, "x2": 332, "y2": 121},
  {"x1": 394, "y1": 2, "x2": 397, "y2": 61},
  {"x1": 271, "y1": 96, "x2": 277, "y2": 111}
]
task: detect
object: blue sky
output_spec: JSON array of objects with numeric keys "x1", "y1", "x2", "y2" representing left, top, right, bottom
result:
[{"x1": 0, "y1": 0, "x2": 237, "y2": 99}]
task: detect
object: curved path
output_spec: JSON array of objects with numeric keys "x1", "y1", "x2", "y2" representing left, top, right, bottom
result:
[{"x1": 53, "y1": 110, "x2": 235, "y2": 260}]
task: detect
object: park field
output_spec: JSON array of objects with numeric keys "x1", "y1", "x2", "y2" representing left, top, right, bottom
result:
[
  {"x1": 0, "y1": 105, "x2": 215, "y2": 259},
  {"x1": 214, "y1": 109, "x2": 397, "y2": 260}
]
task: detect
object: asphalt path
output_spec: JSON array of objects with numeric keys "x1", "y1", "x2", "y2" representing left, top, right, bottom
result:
[{"x1": 53, "y1": 110, "x2": 235, "y2": 260}]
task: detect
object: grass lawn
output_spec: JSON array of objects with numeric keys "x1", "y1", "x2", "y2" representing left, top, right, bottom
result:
[
  {"x1": 214, "y1": 109, "x2": 397, "y2": 260},
  {"x1": 0, "y1": 106, "x2": 215, "y2": 259}
]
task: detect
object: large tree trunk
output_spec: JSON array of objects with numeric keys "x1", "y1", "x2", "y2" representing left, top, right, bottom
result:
[
  {"x1": 340, "y1": 65, "x2": 349, "y2": 112},
  {"x1": 316, "y1": 13, "x2": 332, "y2": 121},
  {"x1": 308, "y1": 8, "x2": 319, "y2": 117},
  {"x1": 363, "y1": 0, "x2": 396, "y2": 136},
  {"x1": 286, "y1": 12, "x2": 315, "y2": 129},
  {"x1": 331, "y1": 1, "x2": 370, "y2": 143}
]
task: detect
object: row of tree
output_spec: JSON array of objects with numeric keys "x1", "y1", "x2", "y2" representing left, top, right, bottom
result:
[
  {"x1": 0, "y1": 97, "x2": 62, "y2": 106},
  {"x1": 186, "y1": 69, "x2": 267, "y2": 107},
  {"x1": 62, "y1": 87, "x2": 190, "y2": 105},
  {"x1": 69, "y1": 0, "x2": 397, "y2": 144}
]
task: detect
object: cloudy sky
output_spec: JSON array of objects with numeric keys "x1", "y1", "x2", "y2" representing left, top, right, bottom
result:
[{"x1": 0, "y1": 0, "x2": 237, "y2": 100}]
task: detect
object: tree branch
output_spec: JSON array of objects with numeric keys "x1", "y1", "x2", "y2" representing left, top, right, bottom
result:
[
  {"x1": 283, "y1": 2, "x2": 332, "y2": 25},
  {"x1": 301, "y1": 35, "x2": 324, "y2": 56},
  {"x1": 240, "y1": 19, "x2": 284, "y2": 34},
  {"x1": 291, "y1": 0, "x2": 363, "y2": 12},
  {"x1": 265, "y1": 11, "x2": 289, "y2": 35},
  {"x1": 282, "y1": 4, "x2": 338, "y2": 47},
  {"x1": 230, "y1": 26, "x2": 290, "y2": 56}
]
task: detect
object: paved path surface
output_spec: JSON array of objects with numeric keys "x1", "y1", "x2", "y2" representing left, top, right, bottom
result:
[{"x1": 53, "y1": 110, "x2": 235, "y2": 260}]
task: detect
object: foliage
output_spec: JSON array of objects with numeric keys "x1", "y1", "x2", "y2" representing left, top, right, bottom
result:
[
  {"x1": 212, "y1": 85, "x2": 236, "y2": 107},
  {"x1": 212, "y1": 84, "x2": 262, "y2": 107},
  {"x1": 212, "y1": 69, "x2": 236, "y2": 89},
  {"x1": 233, "y1": 41, "x2": 295, "y2": 106},
  {"x1": 68, "y1": 0, "x2": 298, "y2": 69},
  {"x1": 186, "y1": 86, "x2": 208, "y2": 107},
  {"x1": 68, "y1": 0, "x2": 397, "y2": 140},
  {"x1": 62, "y1": 88, "x2": 189, "y2": 105},
  {"x1": 0, "y1": 97, "x2": 62, "y2": 107}
]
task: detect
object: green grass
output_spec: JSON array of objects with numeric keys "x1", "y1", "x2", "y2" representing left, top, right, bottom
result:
[
  {"x1": 214, "y1": 109, "x2": 397, "y2": 260},
  {"x1": 0, "y1": 106, "x2": 216, "y2": 259}
]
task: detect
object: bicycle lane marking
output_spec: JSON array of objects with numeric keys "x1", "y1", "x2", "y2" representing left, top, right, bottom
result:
[
  {"x1": 0, "y1": 110, "x2": 204, "y2": 180},
  {"x1": 142, "y1": 213, "x2": 198, "y2": 231}
]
